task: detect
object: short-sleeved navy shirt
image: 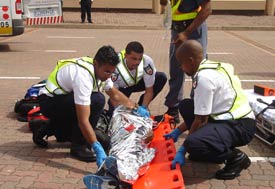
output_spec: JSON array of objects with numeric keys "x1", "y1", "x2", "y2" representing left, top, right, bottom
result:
[{"x1": 178, "y1": 0, "x2": 206, "y2": 13}]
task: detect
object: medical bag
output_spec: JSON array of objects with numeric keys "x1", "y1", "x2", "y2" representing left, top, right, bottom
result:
[
  {"x1": 14, "y1": 80, "x2": 46, "y2": 122},
  {"x1": 245, "y1": 89, "x2": 275, "y2": 145},
  {"x1": 28, "y1": 106, "x2": 50, "y2": 132}
]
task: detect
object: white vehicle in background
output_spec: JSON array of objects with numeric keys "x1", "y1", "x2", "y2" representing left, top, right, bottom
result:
[{"x1": 0, "y1": 0, "x2": 24, "y2": 37}]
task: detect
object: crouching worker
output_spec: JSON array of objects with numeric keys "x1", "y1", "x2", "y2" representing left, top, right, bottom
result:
[
  {"x1": 164, "y1": 40, "x2": 256, "y2": 180},
  {"x1": 108, "y1": 41, "x2": 167, "y2": 117},
  {"x1": 33, "y1": 45, "x2": 137, "y2": 165},
  {"x1": 83, "y1": 105, "x2": 155, "y2": 188}
]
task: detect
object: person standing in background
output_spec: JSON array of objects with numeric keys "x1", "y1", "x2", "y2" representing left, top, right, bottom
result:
[
  {"x1": 79, "y1": 0, "x2": 93, "y2": 23},
  {"x1": 159, "y1": 0, "x2": 211, "y2": 123}
]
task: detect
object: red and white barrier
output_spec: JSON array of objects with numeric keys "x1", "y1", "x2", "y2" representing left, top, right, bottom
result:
[{"x1": 26, "y1": 16, "x2": 63, "y2": 25}]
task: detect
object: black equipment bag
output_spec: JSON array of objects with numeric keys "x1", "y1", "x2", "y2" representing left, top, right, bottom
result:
[
  {"x1": 14, "y1": 98, "x2": 40, "y2": 122},
  {"x1": 14, "y1": 80, "x2": 46, "y2": 122}
]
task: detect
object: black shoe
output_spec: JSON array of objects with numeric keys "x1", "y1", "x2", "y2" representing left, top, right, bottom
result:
[
  {"x1": 94, "y1": 129, "x2": 110, "y2": 153},
  {"x1": 81, "y1": 21, "x2": 85, "y2": 23},
  {"x1": 31, "y1": 123, "x2": 48, "y2": 148},
  {"x1": 70, "y1": 144, "x2": 96, "y2": 162},
  {"x1": 215, "y1": 149, "x2": 251, "y2": 180},
  {"x1": 88, "y1": 20, "x2": 93, "y2": 23},
  {"x1": 166, "y1": 107, "x2": 180, "y2": 124}
]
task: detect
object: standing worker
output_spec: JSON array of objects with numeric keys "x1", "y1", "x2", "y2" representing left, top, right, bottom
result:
[
  {"x1": 164, "y1": 40, "x2": 256, "y2": 180},
  {"x1": 160, "y1": 0, "x2": 211, "y2": 123},
  {"x1": 79, "y1": 0, "x2": 93, "y2": 23},
  {"x1": 33, "y1": 46, "x2": 139, "y2": 167},
  {"x1": 108, "y1": 41, "x2": 167, "y2": 117}
]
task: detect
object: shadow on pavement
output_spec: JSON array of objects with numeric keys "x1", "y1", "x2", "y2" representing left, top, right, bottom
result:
[
  {"x1": 182, "y1": 160, "x2": 222, "y2": 185},
  {"x1": 0, "y1": 43, "x2": 11, "y2": 52},
  {"x1": 0, "y1": 140, "x2": 93, "y2": 176},
  {"x1": 247, "y1": 137, "x2": 275, "y2": 161}
]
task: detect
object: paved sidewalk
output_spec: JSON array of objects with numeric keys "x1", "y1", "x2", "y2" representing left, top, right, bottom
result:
[
  {"x1": 2, "y1": 10, "x2": 275, "y2": 189},
  {"x1": 27, "y1": 11, "x2": 275, "y2": 30}
]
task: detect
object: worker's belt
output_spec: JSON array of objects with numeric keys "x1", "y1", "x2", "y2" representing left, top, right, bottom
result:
[{"x1": 171, "y1": 19, "x2": 194, "y2": 32}]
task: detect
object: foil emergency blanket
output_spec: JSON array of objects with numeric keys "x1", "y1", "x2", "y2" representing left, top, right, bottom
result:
[{"x1": 108, "y1": 105, "x2": 156, "y2": 183}]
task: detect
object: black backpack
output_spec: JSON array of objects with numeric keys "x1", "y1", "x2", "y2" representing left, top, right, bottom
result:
[{"x1": 14, "y1": 80, "x2": 46, "y2": 122}]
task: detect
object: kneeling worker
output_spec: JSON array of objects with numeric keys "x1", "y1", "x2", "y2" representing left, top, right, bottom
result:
[
  {"x1": 164, "y1": 40, "x2": 256, "y2": 180},
  {"x1": 108, "y1": 41, "x2": 167, "y2": 117},
  {"x1": 33, "y1": 45, "x2": 139, "y2": 166}
]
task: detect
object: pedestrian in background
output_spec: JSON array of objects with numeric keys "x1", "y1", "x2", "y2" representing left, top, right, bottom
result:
[
  {"x1": 79, "y1": 0, "x2": 93, "y2": 23},
  {"x1": 159, "y1": 0, "x2": 211, "y2": 123}
]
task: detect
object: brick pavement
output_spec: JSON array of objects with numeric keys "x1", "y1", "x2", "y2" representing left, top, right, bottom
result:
[{"x1": 1, "y1": 10, "x2": 275, "y2": 189}]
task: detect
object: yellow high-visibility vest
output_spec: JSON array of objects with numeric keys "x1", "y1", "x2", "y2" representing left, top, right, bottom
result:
[
  {"x1": 46, "y1": 57, "x2": 103, "y2": 95},
  {"x1": 198, "y1": 60, "x2": 252, "y2": 120},
  {"x1": 171, "y1": 0, "x2": 201, "y2": 21},
  {"x1": 116, "y1": 50, "x2": 144, "y2": 87}
]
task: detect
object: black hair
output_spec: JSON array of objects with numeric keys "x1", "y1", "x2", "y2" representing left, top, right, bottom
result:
[
  {"x1": 125, "y1": 41, "x2": 144, "y2": 54},
  {"x1": 94, "y1": 45, "x2": 119, "y2": 66}
]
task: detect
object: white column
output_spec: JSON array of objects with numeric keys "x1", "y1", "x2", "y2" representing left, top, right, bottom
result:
[
  {"x1": 266, "y1": 0, "x2": 275, "y2": 16},
  {"x1": 152, "y1": 0, "x2": 161, "y2": 14}
]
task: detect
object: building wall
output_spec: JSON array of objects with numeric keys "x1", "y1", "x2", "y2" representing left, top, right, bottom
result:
[
  {"x1": 64, "y1": 0, "x2": 152, "y2": 9},
  {"x1": 63, "y1": 0, "x2": 273, "y2": 15}
]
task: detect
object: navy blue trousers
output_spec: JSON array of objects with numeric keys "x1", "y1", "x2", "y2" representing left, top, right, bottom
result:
[
  {"x1": 80, "y1": 0, "x2": 92, "y2": 22},
  {"x1": 38, "y1": 92, "x2": 105, "y2": 145},
  {"x1": 179, "y1": 99, "x2": 256, "y2": 163},
  {"x1": 108, "y1": 71, "x2": 167, "y2": 115}
]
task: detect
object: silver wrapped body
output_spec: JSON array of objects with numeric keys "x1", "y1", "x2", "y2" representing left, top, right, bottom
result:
[{"x1": 108, "y1": 105, "x2": 156, "y2": 183}]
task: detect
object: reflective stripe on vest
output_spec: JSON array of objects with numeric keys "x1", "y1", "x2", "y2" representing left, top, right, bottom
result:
[
  {"x1": 171, "y1": 0, "x2": 200, "y2": 21},
  {"x1": 46, "y1": 57, "x2": 104, "y2": 95},
  {"x1": 117, "y1": 50, "x2": 144, "y2": 87},
  {"x1": 198, "y1": 60, "x2": 252, "y2": 120}
]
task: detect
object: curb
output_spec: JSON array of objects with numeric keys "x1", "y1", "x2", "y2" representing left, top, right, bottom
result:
[
  {"x1": 208, "y1": 26, "x2": 275, "y2": 31},
  {"x1": 26, "y1": 23, "x2": 275, "y2": 31},
  {"x1": 25, "y1": 23, "x2": 164, "y2": 30}
]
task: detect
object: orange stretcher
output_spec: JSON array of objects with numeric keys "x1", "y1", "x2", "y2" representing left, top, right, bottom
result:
[{"x1": 133, "y1": 114, "x2": 185, "y2": 189}]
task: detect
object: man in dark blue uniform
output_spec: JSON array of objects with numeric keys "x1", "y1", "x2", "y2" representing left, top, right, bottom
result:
[{"x1": 164, "y1": 40, "x2": 256, "y2": 180}]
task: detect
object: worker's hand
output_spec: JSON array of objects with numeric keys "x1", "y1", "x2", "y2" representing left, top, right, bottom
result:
[
  {"x1": 172, "y1": 146, "x2": 186, "y2": 169},
  {"x1": 92, "y1": 141, "x2": 107, "y2": 167},
  {"x1": 173, "y1": 32, "x2": 188, "y2": 49},
  {"x1": 133, "y1": 105, "x2": 150, "y2": 117},
  {"x1": 163, "y1": 128, "x2": 182, "y2": 142}
]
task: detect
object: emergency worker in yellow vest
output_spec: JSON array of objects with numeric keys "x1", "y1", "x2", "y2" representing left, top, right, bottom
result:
[
  {"x1": 108, "y1": 41, "x2": 167, "y2": 117},
  {"x1": 160, "y1": 0, "x2": 211, "y2": 123},
  {"x1": 34, "y1": 46, "x2": 137, "y2": 166},
  {"x1": 164, "y1": 40, "x2": 256, "y2": 180}
]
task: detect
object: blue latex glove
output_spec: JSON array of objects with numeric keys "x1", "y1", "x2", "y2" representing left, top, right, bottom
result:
[
  {"x1": 133, "y1": 105, "x2": 150, "y2": 117},
  {"x1": 163, "y1": 128, "x2": 182, "y2": 142},
  {"x1": 92, "y1": 141, "x2": 107, "y2": 167},
  {"x1": 172, "y1": 146, "x2": 186, "y2": 169}
]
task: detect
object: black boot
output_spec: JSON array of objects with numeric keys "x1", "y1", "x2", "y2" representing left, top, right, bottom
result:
[
  {"x1": 31, "y1": 121, "x2": 49, "y2": 148},
  {"x1": 70, "y1": 143, "x2": 96, "y2": 162},
  {"x1": 94, "y1": 129, "x2": 110, "y2": 153},
  {"x1": 166, "y1": 107, "x2": 180, "y2": 124},
  {"x1": 215, "y1": 149, "x2": 251, "y2": 180}
]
